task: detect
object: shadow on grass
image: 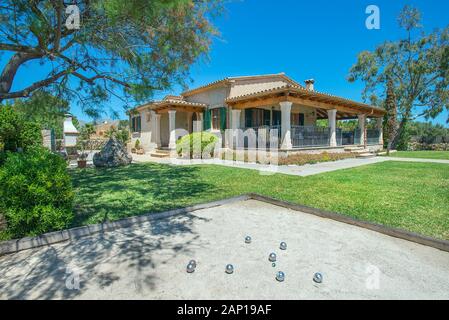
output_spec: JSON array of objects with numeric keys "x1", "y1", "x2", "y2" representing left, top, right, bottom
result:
[{"x1": 70, "y1": 163, "x2": 215, "y2": 227}]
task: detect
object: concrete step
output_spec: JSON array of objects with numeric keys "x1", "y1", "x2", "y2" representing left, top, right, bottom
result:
[
  {"x1": 344, "y1": 146, "x2": 365, "y2": 152},
  {"x1": 150, "y1": 152, "x2": 170, "y2": 158},
  {"x1": 356, "y1": 153, "x2": 376, "y2": 158},
  {"x1": 154, "y1": 149, "x2": 171, "y2": 154},
  {"x1": 351, "y1": 149, "x2": 370, "y2": 154}
]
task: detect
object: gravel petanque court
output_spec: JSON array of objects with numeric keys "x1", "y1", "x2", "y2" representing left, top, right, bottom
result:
[{"x1": 0, "y1": 199, "x2": 448, "y2": 300}]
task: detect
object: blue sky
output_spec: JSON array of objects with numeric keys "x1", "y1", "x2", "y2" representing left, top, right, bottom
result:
[{"x1": 7, "y1": 0, "x2": 449, "y2": 125}]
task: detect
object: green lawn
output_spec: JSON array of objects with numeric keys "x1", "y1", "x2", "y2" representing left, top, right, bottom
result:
[
  {"x1": 389, "y1": 151, "x2": 449, "y2": 160},
  {"x1": 70, "y1": 161, "x2": 449, "y2": 240}
]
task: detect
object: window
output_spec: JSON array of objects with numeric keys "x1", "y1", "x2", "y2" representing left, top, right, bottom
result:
[
  {"x1": 272, "y1": 110, "x2": 281, "y2": 126},
  {"x1": 245, "y1": 109, "x2": 271, "y2": 128},
  {"x1": 211, "y1": 108, "x2": 221, "y2": 130},
  {"x1": 292, "y1": 113, "x2": 305, "y2": 126},
  {"x1": 131, "y1": 116, "x2": 141, "y2": 132}
]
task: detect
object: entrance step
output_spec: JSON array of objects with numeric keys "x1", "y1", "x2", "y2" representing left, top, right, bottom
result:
[
  {"x1": 344, "y1": 146, "x2": 365, "y2": 152},
  {"x1": 150, "y1": 149, "x2": 171, "y2": 158},
  {"x1": 356, "y1": 152, "x2": 376, "y2": 158},
  {"x1": 154, "y1": 149, "x2": 171, "y2": 154}
]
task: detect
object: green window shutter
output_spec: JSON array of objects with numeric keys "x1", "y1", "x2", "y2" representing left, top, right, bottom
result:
[
  {"x1": 220, "y1": 107, "x2": 227, "y2": 130},
  {"x1": 203, "y1": 109, "x2": 211, "y2": 131}
]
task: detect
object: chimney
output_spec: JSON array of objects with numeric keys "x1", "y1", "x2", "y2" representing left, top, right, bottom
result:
[{"x1": 305, "y1": 79, "x2": 315, "y2": 91}]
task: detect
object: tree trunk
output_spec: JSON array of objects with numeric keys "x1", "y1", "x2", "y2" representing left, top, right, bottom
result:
[{"x1": 0, "y1": 52, "x2": 41, "y2": 100}]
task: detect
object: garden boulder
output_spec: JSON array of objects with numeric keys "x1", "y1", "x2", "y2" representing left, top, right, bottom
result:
[{"x1": 93, "y1": 137, "x2": 132, "y2": 167}]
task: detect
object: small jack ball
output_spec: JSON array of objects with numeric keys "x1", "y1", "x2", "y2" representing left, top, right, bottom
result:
[
  {"x1": 186, "y1": 263, "x2": 195, "y2": 273},
  {"x1": 225, "y1": 264, "x2": 234, "y2": 274},
  {"x1": 189, "y1": 260, "x2": 197, "y2": 268},
  {"x1": 269, "y1": 252, "x2": 277, "y2": 262},
  {"x1": 245, "y1": 236, "x2": 252, "y2": 244},
  {"x1": 280, "y1": 242, "x2": 287, "y2": 250},
  {"x1": 276, "y1": 271, "x2": 285, "y2": 282},
  {"x1": 313, "y1": 272, "x2": 323, "y2": 284},
  {"x1": 272, "y1": 263, "x2": 276, "y2": 268}
]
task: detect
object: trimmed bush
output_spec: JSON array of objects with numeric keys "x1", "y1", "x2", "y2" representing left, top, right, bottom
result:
[
  {"x1": 176, "y1": 132, "x2": 219, "y2": 159},
  {"x1": 0, "y1": 147, "x2": 74, "y2": 239}
]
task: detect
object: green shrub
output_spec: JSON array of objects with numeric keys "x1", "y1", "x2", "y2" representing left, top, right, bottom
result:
[
  {"x1": 0, "y1": 106, "x2": 42, "y2": 153},
  {"x1": 0, "y1": 147, "x2": 74, "y2": 239},
  {"x1": 135, "y1": 139, "x2": 141, "y2": 149},
  {"x1": 176, "y1": 132, "x2": 219, "y2": 158}
]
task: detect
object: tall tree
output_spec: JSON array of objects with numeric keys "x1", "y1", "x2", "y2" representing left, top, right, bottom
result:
[
  {"x1": 0, "y1": 0, "x2": 222, "y2": 117},
  {"x1": 348, "y1": 5, "x2": 449, "y2": 149},
  {"x1": 12, "y1": 90, "x2": 69, "y2": 138},
  {"x1": 384, "y1": 78, "x2": 398, "y2": 155}
]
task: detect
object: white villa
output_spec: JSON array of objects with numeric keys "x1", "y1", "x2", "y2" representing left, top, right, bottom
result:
[{"x1": 129, "y1": 73, "x2": 386, "y2": 156}]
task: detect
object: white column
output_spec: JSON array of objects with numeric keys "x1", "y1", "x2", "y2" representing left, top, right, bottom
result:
[
  {"x1": 358, "y1": 114, "x2": 366, "y2": 146},
  {"x1": 280, "y1": 101, "x2": 292, "y2": 149},
  {"x1": 231, "y1": 109, "x2": 242, "y2": 148},
  {"x1": 197, "y1": 112, "x2": 204, "y2": 132},
  {"x1": 193, "y1": 112, "x2": 202, "y2": 132},
  {"x1": 187, "y1": 112, "x2": 193, "y2": 133},
  {"x1": 168, "y1": 110, "x2": 177, "y2": 150},
  {"x1": 231, "y1": 109, "x2": 241, "y2": 129},
  {"x1": 377, "y1": 117, "x2": 384, "y2": 145},
  {"x1": 150, "y1": 111, "x2": 157, "y2": 144},
  {"x1": 328, "y1": 109, "x2": 337, "y2": 147},
  {"x1": 155, "y1": 113, "x2": 161, "y2": 148}
]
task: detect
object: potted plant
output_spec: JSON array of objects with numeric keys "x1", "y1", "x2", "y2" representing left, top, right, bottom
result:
[
  {"x1": 77, "y1": 152, "x2": 88, "y2": 168},
  {"x1": 132, "y1": 139, "x2": 141, "y2": 154},
  {"x1": 76, "y1": 139, "x2": 89, "y2": 168}
]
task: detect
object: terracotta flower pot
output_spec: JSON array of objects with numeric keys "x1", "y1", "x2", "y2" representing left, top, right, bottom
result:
[{"x1": 77, "y1": 160, "x2": 87, "y2": 168}]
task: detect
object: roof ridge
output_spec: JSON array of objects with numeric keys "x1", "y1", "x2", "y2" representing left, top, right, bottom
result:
[{"x1": 182, "y1": 73, "x2": 303, "y2": 96}]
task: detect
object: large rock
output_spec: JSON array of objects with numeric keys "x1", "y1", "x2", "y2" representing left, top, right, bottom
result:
[{"x1": 93, "y1": 137, "x2": 132, "y2": 167}]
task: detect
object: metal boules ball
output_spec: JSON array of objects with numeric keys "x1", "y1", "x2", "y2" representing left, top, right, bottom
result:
[
  {"x1": 245, "y1": 236, "x2": 252, "y2": 244},
  {"x1": 280, "y1": 242, "x2": 287, "y2": 250},
  {"x1": 225, "y1": 264, "x2": 234, "y2": 274},
  {"x1": 276, "y1": 271, "x2": 285, "y2": 282},
  {"x1": 186, "y1": 263, "x2": 195, "y2": 273},
  {"x1": 268, "y1": 252, "x2": 277, "y2": 262},
  {"x1": 189, "y1": 260, "x2": 197, "y2": 268},
  {"x1": 313, "y1": 272, "x2": 323, "y2": 284}
]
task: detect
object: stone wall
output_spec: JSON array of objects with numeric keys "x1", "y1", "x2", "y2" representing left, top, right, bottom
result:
[
  {"x1": 42, "y1": 129, "x2": 55, "y2": 151},
  {"x1": 408, "y1": 142, "x2": 449, "y2": 151}
]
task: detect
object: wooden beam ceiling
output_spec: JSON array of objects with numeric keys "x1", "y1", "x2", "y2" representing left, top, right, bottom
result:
[
  {"x1": 155, "y1": 105, "x2": 205, "y2": 114},
  {"x1": 228, "y1": 92, "x2": 385, "y2": 117}
]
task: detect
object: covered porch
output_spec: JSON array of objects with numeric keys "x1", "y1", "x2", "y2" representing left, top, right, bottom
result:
[
  {"x1": 131, "y1": 97, "x2": 206, "y2": 151},
  {"x1": 225, "y1": 84, "x2": 385, "y2": 150}
]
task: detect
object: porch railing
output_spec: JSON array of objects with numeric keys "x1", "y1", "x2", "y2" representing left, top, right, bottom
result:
[
  {"x1": 243, "y1": 125, "x2": 281, "y2": 148},
  {"x1": 367, "y1": 129, "x2": 381, "y2": 145},
  {"x1": 291, "y1": 126, "x2": 330, "y2": 148},
  {"x1": 337, "y1": 128, "x2": 363, "y2": 146},
  {"x1": 238, "y1": 126, "x2": 379, "y2": 149}
]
